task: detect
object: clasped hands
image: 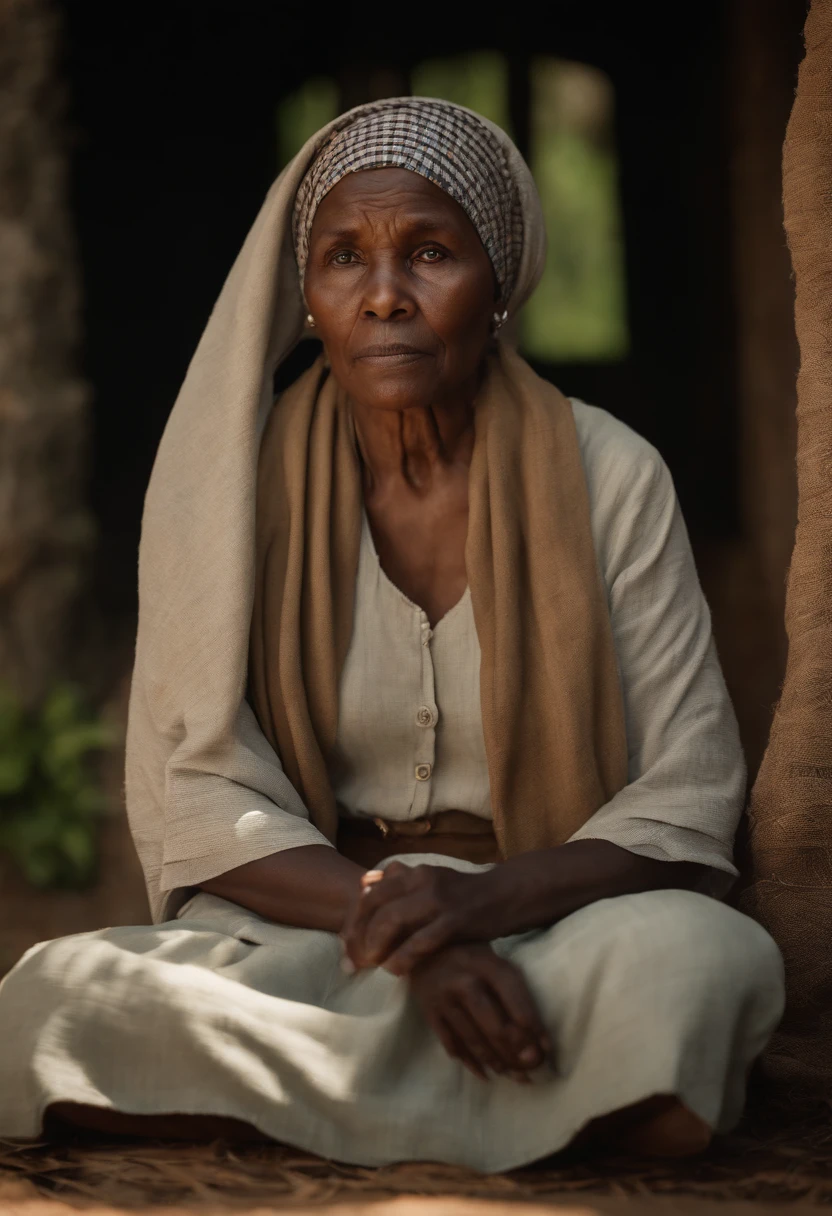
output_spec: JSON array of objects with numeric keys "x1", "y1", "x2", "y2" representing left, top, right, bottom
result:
[{"x1": 340, "y1": 860, "x2": 551, "y2": 1083}]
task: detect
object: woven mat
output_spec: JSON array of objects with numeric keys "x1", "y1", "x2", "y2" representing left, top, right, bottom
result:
[{"x1": 2, "y1": 1106, "x2": 832, "y2": 1213}]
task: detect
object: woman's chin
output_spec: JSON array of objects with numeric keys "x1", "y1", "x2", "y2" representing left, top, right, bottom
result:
[{"x1": 348, "y1": 369, "x2": 441, "y2": 413}]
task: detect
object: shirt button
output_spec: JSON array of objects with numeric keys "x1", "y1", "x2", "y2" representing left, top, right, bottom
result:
[
  {"x1": 416, "y1": 705, "x2": 436, "y2": 727},
  {"x1": 415, "y1": 763, "x2": 432, "y2": 781}
]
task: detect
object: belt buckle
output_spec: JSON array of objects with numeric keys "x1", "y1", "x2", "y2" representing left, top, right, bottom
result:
[{"x1": 372, "y1": 816, "x2": 434, "y2": 838}]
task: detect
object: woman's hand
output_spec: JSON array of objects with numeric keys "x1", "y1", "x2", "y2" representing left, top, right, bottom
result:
[
  {"x1": 338, "y1": 842, "x2": 703, "y2": 978},
  {"x1": 340, "y1": 861, "x2": 506, "y2": 975},
  {"x1": 409, "y1": 942, "x2": 552, "y2": 1082}
]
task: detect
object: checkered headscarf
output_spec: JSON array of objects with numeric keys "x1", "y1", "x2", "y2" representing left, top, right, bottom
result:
[{"x1": 292, "y1": 98, "x2": 523, "y2": 304}]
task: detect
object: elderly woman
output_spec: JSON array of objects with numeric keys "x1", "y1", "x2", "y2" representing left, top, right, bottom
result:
[{"x1": 0, "y1": 99, "x2": 783, "y2": 1168}]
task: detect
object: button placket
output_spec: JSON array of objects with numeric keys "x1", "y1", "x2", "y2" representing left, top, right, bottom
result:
[{"x1": 409, "y1": 610, "x2": 437, "y2": 818}]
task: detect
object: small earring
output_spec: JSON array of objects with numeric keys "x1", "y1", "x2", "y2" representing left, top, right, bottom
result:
[
  {"x1": 492, "y1": 309, "x2": 508, "y2": 332},
  {"x1": 306, "y1": 313, "x2": 316, "y2": 328}
]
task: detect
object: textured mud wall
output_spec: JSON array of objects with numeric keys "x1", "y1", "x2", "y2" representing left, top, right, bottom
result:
[
  {"x1": 740, "y1": 0, "x2": 832, "y2": 1091},
  {"x1": 698, "y1": 0, "x2": 801, "y2": 782}
]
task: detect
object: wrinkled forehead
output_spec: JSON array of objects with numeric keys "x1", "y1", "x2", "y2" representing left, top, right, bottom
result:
[{"x1": 307, "y1": 167, "x2": 483, "y2": 243}]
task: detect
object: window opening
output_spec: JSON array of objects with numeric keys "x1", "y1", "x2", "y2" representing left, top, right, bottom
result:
[
  {"x1": 522, "y1": 57, "x2": 629, "y2": 362},
  {"x1": 278, "y1": 77, "x2": 339, "y2": 169},
  {"x1": 410, "y1": 51, "x2": 512, "y2": 138}
]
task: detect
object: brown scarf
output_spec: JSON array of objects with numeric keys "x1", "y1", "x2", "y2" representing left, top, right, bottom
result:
[{"x1": 248, "y1": 343, "x2": 628, "y2": 858}]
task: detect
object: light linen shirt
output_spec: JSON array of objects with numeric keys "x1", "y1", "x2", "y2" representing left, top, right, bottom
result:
[{"x1": 244, "y1": 399, "x2": 745, "y2": 894}]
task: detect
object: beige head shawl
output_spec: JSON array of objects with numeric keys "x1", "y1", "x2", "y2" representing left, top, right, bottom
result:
[{"x1": 125, "y1": 97, "x2": 626, "y2": 923}]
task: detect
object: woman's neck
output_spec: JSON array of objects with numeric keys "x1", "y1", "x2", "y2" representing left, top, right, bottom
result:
[{"x1": 351, "y1": 400, "x2": 475, "y2": 499}]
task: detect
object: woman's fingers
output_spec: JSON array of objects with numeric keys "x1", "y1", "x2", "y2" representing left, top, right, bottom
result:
[
  {"x1": 380, "y1": 916, "x2": 457, "y2": 975},
  {"x1": 490, "y1": 960, "x2": 554, "y2": 1069},
  {"x1": 342, "y1": 863, "x2": 488, "y2": 971},
  {"x1": 432, "y1": 1015, "x2": 488, "y2": 1081},
  {"x1": 343, "y1": 867, "x2": 454, "y2": 970},
  {"x1": 343, "y1": 868, "x2": 411, "y2": 947},
  {"x1": 408, "y1": 943, "x2": 548, "y2": 1084},
  {"x1": 356, "y1": 896, "x2": 439, "y2": 969},
  {"x1": 441, "y1": 999, "x2": 508, "y2": 1079},
  {"x1": 340, "y1": 870, "x2": 407, "y2": 965},
  {"x1": 453, "y1": 975, "x2": 536, "y2": 1076},
  {"x1": 360, "y1": 869, "x2": 386, "y2": 891}
]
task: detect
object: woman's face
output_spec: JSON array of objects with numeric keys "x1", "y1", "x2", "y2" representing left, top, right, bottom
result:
[{"x1": 303, "y1": 168, "x2": 498, "y2": 413}]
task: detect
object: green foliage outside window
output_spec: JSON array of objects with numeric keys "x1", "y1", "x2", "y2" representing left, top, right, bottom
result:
[
  {"x1": 0, "y1": 682, "x2": 121, "y2": 889},
  {"x1": 411, "y1": 51, "x2": 512, "y2": 136},
  {"x1": 522, "y1": 58, "x2": 629, "y2": 362},
  {"x1": 278, "y1": 77, "x2": 339, "y2": 169}
]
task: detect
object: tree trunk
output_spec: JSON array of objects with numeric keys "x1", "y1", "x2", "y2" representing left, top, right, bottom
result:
[
  {"x1": 0, "y1": 0, "x2": 94, "y2": 708},
  {"x1": 740, "y1": 0, "x2": 832, "y2": 1091}
]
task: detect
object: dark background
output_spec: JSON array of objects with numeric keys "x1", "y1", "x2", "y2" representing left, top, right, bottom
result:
[{"x1": 59, "y1": 1, "x2": 788, "y2": 621}]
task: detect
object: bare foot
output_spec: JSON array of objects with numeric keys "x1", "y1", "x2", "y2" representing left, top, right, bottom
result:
[
  {"x1": 616, "y1": 1097, "x2": 712, "y2": 1158},
  {"x1": 571, "y1": 1094, "x2": 712, "y2": 1159}
]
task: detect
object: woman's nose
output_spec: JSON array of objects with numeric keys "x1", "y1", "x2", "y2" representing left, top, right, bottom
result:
[{"x1": 360, "y1": 261, "x2": 415, "y2": 321}]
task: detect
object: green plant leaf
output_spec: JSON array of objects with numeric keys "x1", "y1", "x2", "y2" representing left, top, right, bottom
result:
[
  {"x1": 71, "y1": 786, "x2": 108, "y2": 816},
  {"x1": 40, "y1": 684, "x2": 85, "y2": 734},
  {"x1": 0, "y1": 749, "x2": 34, "y2": 796},
  {"x1": 0, "y1": 691, "x2": 25, "y2": 744},
  {"x1": 60, "y1": 823, "x2": 95, "y2": 871},
  {"x1": 20, "y1": 847, "x2": 59, "y2": 888},
  {"x1": 0, "y1": 679, "x2": 113, "y2": 889},
  {"x1": 46, "y1": 722, "x2": 120, "y2": 768}
]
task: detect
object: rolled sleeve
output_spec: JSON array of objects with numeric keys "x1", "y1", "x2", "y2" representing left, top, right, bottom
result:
[
  {"x1": 566, "y1": 405, "x2": 744, "y2": 897},
  {"x1": 159, "y1": 697, "x2": 333, "y2": 920}
]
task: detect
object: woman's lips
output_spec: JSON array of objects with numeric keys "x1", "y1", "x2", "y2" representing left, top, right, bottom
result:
[
  {"x1": 354, "y1": 345, "x2": 429, "y2": 366},
  {"x1": 357, "y1": 352, "x2": 427, "y2": 366}
]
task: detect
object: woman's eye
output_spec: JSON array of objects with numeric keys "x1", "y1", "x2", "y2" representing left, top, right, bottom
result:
[
  {"x1": 331, "y1": 251, "x2": 357, "y2": 265},
  {"x1": 416, "y1": 248, "x2": 445, "y2": 263}
]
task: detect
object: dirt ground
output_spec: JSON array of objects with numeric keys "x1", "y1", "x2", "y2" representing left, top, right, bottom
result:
[
  {"x1": 3, "y1": 1110, "x2": 832, "y2": 1216},
  {"x1": 0, "y1": 1194, "x2": 827, "y2": 1216}
]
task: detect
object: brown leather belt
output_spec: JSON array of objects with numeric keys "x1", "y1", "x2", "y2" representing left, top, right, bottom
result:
[{"x1": 336, "y1": 810, "x2": 500, "y2": 869}]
